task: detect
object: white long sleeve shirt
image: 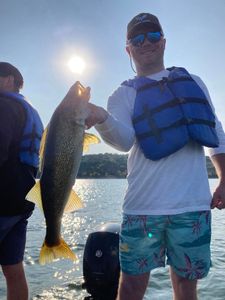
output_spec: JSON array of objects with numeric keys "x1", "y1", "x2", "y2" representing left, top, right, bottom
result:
[{"x1": 95, "y1": 69, "x2": 225, "y2": 215}]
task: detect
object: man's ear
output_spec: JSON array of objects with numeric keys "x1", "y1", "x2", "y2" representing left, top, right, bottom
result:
[
  {"x1": 0, "y1": 75, "x2": 15, "y2": 91},
  {"x1": 126, "y1": 46, "x2": 131, "y2": 56},
  {"x1": 6, "y1": 75, "x2": 15, "y2": 91},
  {"x1": 7, "y1": 75, "x2": 15, "y2": 86}
]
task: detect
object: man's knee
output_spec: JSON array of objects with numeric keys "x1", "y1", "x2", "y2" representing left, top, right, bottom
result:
[
  {"x1": 171, "y1": 267, "x2": 197, "y2": 283},
  {"x1": 170, "y1": 268, "x2": 198, "y2": 300},
  {"x1": 2, "y1": 262, "x2": 25, "y2": 280},
  {"x1": 175, "y1": 275, "x2": 197, "y2": 288}
]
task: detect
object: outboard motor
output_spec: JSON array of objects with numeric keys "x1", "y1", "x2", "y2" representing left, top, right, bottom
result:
[{"x1": 82, "y1": 223, "x2": 120, "y2": 300}]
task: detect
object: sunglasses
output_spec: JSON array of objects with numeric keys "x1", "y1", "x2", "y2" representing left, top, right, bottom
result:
[{"x1": 128, "y1": 31, "x2": 162, "y2": 47}]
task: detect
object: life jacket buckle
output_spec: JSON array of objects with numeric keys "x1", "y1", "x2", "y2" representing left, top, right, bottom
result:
[
  {"x1": 186, "y1": 118, "x2": 193, "y2": 124},
  {"x1": 159, "y1": 77, "x2": 168, "y2": 92},
  {"x1": 178, "y1": 97, "x2": 186, "y2": 104}
]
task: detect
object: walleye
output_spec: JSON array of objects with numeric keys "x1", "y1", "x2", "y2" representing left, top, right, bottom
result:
[{"x1": 27, "y1": 82, "x2": 100, "y2": 265}]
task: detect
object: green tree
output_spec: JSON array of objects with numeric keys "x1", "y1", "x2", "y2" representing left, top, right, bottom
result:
[{"x1": 77, "y1": 154, "x2": 217, "y2": 179}]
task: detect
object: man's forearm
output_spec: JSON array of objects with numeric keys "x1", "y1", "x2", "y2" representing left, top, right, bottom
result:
[{"x1": 210, "y1": 153, "x2": 225, "y2": 182}]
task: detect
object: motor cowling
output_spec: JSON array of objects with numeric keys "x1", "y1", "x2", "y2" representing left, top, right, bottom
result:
[{"x1": 83, "y1": 223, "x2": 120, "y2": 300}]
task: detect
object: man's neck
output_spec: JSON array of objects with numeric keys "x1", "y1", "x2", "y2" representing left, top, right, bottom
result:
[{"x1": 137, "y1": 63, "x2": 165, "y2": 76}]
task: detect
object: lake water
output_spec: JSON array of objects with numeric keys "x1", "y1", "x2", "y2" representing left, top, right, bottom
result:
[{"x1": 0, "y1": 179, "x2": 225, "y2": 300}]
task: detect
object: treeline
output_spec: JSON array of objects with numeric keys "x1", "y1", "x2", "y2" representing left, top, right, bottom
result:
[
  {"x1": 77, "y1": 154, "x2": 217, "y2": 178},
  {"x1": 206, "y1": 156, "x2": 217, "y2": 178},
  {"x1": 78, "y1": 153, "x2": 128, "y2": 178}
]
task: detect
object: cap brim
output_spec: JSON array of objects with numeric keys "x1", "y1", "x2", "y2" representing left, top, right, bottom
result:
[{"x1": 127, "y1": 22, "x2": 162, "y2": 39}]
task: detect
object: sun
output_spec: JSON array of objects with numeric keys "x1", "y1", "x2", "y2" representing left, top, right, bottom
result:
[{"x1": 67, "y1": 56, "x2": 86, "y2": 74}]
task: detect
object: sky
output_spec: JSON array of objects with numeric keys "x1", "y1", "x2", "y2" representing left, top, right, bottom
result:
[{"x1": 1, "y1": 0, "x2": 225, "y2": 154}]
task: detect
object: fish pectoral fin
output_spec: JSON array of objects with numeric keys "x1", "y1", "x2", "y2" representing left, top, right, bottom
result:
[
  {"x1": 26, "y1": 180, "x2": 43, "y2": 211},
  {"x1": 64, "y1": 190, "x2": 83, "y2": 213},
  {"x1": 39, "y1": 238, "x2": 77, "y2": 265},
  {"x1": 83, "y1": 133, "x2": 100, "y2": 153}
]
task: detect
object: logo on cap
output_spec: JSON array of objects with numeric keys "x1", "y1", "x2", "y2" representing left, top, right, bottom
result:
[{"x1": 134, "y1": 14, "x2": 149, "y2": 23}]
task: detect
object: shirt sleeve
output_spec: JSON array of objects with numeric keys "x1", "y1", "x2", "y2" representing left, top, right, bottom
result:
[
  {"x1": 192, "y1": 74, "x2": 225, "y2": 156},
  {"x1": 95, "y1": 85, "x2": 136, "y2": 152},
  {"x1": 0, "y1": 102, "x2": 14, "y2": 165}
]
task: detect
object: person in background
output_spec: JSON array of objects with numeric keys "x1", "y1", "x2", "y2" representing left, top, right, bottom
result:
[{"x1": 0, "y1": 62, "x2": 43, "y2": 300}]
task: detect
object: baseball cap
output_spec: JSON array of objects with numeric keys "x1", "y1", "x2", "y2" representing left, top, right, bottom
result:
[
  {"x1": 127, "y1": 13, "x2": 163, "y2": 39},
  {"x1": 0, "y1": 62, "x2": 24, "y2": 89}
]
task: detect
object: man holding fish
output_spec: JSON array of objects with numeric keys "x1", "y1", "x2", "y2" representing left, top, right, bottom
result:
[
  {"x1": 82, "y1": 12, "x2": 225, "y2": 300},
  {"x1": 0, "y1": 63, "x2": 97, "y2": 299}
]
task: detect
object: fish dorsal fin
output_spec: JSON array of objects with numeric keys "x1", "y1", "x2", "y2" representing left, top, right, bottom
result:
[
  {"x1": 26, "y1": 181, "x2": 43, "y2": 211},
  {"x1": 64, "y1": 189, "x2": 83, "y2": 213},
  {"x1": 83, "y1": 133, "x2": 100, "y2": 153}
]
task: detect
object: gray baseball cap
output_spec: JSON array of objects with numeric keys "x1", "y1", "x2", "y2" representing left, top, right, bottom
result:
[{"x1": 127, "y1": 13, "x2": 163, "y2": 39}]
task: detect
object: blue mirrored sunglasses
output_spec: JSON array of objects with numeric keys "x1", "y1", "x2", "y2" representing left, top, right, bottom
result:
[{"x1": 128, "y1": 31, "x2": 162, "y2": 47}]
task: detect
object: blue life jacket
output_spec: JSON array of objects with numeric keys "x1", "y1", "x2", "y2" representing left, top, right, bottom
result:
[
  {"x1": 122, "y1": 67, "x2": 219, "y2": 160},
  {"x1": 0, "y1": 92, "x2": 43, "y2": 168}
]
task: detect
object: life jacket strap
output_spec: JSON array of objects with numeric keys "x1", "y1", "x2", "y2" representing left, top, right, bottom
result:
[
  {"x1": 133, "y1": 97, "x2": 210, "y2": 125},
  {"x1": 136, "y1": 117, "x2": 216, "y2": 142},
  {"x1": 136, "y1": 76, "x2": 194, "y2": 92}
]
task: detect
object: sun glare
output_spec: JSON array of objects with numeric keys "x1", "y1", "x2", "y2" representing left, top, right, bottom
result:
[{"x1": 67, "y1": 56, "x2": 86, "y2": 74}]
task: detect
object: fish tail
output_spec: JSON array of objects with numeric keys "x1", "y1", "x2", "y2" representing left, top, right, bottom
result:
[{"x1": 39, "y1": 238, "x2": 77, "y2": 265}]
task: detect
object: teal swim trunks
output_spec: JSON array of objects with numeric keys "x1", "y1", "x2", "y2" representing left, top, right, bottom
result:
[{"x1": 119, "y1": 211, "x2": 211, "y2": 279}]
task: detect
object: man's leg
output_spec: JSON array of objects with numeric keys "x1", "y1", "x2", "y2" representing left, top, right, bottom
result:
[
  {"x1": 116, "y1": 271, "x2": 150, "y2": 300},
  {"x1": 2, "y1": 262, "x2": 28, "y2": 300},
  {"x1": 0, "y1": 213, "x2": 31, "y2": 300},
  {"x1": 170, "y1": 267, "x2": 197, "y2": 300},
  {"x1": 166, "y1": 211, "x2": 212, "y2": 300},
  {"x1": 118, "y1": 214, "x2": 166, "y2": 300}
]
